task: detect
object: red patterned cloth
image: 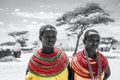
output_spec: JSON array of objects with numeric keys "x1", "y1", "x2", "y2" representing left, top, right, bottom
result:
[
  {"x1": 71, "y1": 49, "x2": 108, "y2": 79},
  {"x1": 28, "y1": 47, "x2": 69, "y2": 77}
]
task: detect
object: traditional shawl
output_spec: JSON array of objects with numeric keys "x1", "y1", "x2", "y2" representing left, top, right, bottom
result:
[
  {"x1": 71, "y1": 49, "x2": 108, "y2": 79},
  {"x1": 28, "y1": 47, "x2": 69, "y2": 77},
  {"x1": 25, "y1": 68, "x2": 68, "y2": 80}
]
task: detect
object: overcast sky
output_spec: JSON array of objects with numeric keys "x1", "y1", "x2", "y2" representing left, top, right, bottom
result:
[{"x1": 0, "y1": 0, "x2": 120, "y2": 43}]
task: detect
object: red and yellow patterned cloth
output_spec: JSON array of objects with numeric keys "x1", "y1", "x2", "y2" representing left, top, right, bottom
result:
[
  {"x1": 27, "y1": 47, "x2": 69, "y2": 77},
  {"x1": 71, "y1": 49, "x2": 108, "y2": 80}
]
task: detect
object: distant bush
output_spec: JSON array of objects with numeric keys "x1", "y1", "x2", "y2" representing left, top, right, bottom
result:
[
  {"x1": 0, "y1": 49, "x2": 12, "y2": 58},
  {"x1": 105, "y1": 56, "x2": 119, "y2": 59},
  {"x1": 59, "y1": 47, "x2": 75, "y2": 51},
  {"x1": 0, "y1": 56, "x2": 20, "y2": 62}
]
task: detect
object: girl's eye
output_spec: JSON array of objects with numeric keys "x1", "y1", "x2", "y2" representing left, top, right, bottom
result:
[
  {"x1": 43, "y1": 36, "x2": 56, "y2": 39},
  {"x1": 88, "y1": 39, "x2": 94, "y2": 42}
]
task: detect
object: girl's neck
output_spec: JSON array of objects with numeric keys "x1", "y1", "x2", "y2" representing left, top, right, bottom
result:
[
  {"x1": 85, "y1": 48, "x2": 97, "y2": 59},
  {"x1": 42, "y1": 46, "x2": 54, "y2": 54}
]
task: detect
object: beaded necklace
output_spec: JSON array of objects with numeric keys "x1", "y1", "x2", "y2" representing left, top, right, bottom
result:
[{"x1": 84, "y1": 49, "x2": 102, "y2": 80}]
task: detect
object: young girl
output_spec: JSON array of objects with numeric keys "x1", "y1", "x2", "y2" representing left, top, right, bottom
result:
[
  {"x1": 71, "y1": 29, "x2": 111, "y2": 80},
  {"x1": 25, "y1": 24, "x2": 70, "y2": 80}
]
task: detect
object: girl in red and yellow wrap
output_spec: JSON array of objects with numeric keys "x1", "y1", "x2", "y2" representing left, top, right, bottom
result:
[
  {"x1": 25, "y1": 24, "x2": 70, "y2": 80},
  {"x1": 71, "y1": 29, "x2": 111, "y2": 80}
]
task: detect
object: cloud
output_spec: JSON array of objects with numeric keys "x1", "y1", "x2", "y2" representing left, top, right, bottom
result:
[
  {"x1": 31, "y1": 21, "x2": 38, "y2": 25},
  {"x1": 39, "y1": 5, "x2": 45, "y2": 8},
  {"x1": 9, "y1": 23, "x2": 17, "y2": 30},
  {"x1": 118, "y1": 3, "x2": 120, "y2": 7},
  {"x1": 0, "y1": 21, "x2": 4, "y2": 25},
  {"x1": 26, "y1": 23, "x2": 45, "y2": 31},
  {"x1": 12, "y1": 10, "x2": 62, "y2": 20},
  {"x1": 0, "y1": 28, "x2": 6, "y2": 32},
  {"x1": 8, "y1": 23, "x2": 25, "y2": 31},
  {"x1": 14, "y1": 8, "x2": 20, "y2": 12},
  {"x1": 22, "y1": 19, "x2": 28, "y2": 23},
  {"x1": 8, "y1": 22, "x2": 46, "y2": 32},
  {"x1": 39, "y1": 5, "x2": 51, "y2": 8},
  {"x1": 0, "y1": 8, "x2": 4, "y2": 11}
]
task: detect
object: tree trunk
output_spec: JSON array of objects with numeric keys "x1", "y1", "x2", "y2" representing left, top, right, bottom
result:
[
  {"x1": 73, "y1": 35, "x2": 80, "y2": 55},
  {"x1": 72, "y1": 25, "x2": 86, "y2": 56}
]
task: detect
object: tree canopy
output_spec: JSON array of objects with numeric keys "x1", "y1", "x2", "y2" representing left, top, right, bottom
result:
[
  {"x1": 8, "y1": 31, "x2": 29, "y2": 47},
  {"x1": 56, "y1": 3, "x2": 115, "y2": 55}
]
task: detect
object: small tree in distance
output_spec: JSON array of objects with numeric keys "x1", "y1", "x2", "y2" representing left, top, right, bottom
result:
[
  {"x1": 8, "y1": 31, "x2": 29, "y2": 47},
  {"x1": 56, "y1": 3, "x2": 115, "y2": 55}
]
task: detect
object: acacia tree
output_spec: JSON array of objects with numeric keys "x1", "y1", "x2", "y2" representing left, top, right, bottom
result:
[
  {"x1": 8, "y1": 31, "x2": 29, "y2": 47},
  {"x1": 56, "y1": 3, "x2": 115, "y2": 55}
]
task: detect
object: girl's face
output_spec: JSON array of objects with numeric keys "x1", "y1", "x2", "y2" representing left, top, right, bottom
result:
[
  {"x1": 41, "y1": 30, "x2": 57, "y2": 48},
  {"x1": 84, "y1": 34, "x2": 100, "y2": 51}
]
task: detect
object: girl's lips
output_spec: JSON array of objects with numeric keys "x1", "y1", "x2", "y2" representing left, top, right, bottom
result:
[{"x1": 48, "y1": 42, "x2": 55, "y2": 45}]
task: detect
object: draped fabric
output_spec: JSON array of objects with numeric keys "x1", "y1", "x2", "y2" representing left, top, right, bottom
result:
[
  {"x1": 71, "y1": 49, "x2": 108, "y2": 79},
  {"x1": 25, "y1": 68, "x2": 68, "y2": 80},
  {"x1": 28, "y1": 47, "x2": 69, "y2": 77},
  {"x1": 74, "y1": 72, "x2": 105, "y2": 80}
]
